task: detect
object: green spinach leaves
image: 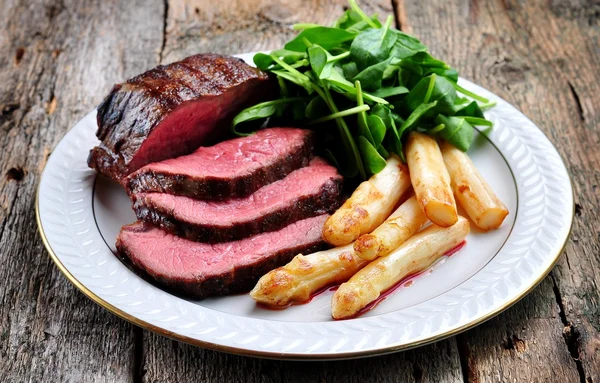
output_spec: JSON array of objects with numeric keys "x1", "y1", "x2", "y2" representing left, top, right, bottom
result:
[{"x1": 232, "y1": 0, "x2": 494, "y2": 180}]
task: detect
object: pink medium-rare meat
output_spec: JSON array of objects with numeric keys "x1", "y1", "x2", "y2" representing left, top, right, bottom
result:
[
  {"x1": 88, "y1": 53, "x2": 275, "y2": 182},
  {"x1": 125, "y1": 128, "x2": 315, "y2": 199},
  {"x1": 131, "y1": 157, "x2": 343, "y2": 243},
  {"x1": 116, "y1": 215, "x2": 329, "y2": 298}
]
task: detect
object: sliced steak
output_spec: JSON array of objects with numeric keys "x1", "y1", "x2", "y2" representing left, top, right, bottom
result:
[
  {"x1": 116, "y1": 215, "x2": 329, "y2": 299},
  {"x1": 88, "y1": 53, "x2": 274, "y2": 181},
  {"x1": 125, "y1": 128, "x2": 314, "y2": 199},
  {"x1": 132, "y1": 157, "x2": 343, "y2": 243}
]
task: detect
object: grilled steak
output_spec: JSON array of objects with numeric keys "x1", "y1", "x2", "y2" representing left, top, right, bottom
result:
[
  {"x1": 126, "y1": 128, "x2": 315, "y2": 199},
  {"x1": 88, "y1": 53, "x2": 274, "y2": 181},
  {"x1": 116, "y1": 215, "x2": 329, "y2": 298},
  {"x1": 132, "y1": 157, "x2": 343, "y2": 243}
]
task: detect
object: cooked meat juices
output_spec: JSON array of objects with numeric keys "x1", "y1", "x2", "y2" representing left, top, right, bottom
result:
[
  {"x1": 131, "y1": 157, "x2": 343, "y2": 243},
  {"x1": 116, "y1": 215, "x2": 329, "y2": 299},
  {"x1": 126, "y1": 128, "x2": 315, "y2": 199},
  {"x1": 88, "y1": 53, "x2": 274, "y2": 181}
]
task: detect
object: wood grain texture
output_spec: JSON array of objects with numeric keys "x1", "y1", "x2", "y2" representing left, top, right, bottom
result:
[
  {"x1": 398, "y1": 0, "x2": 600, "y2": 381},
  {"x1": 1, "y1": 0, "x2": 599, "y2": 381},
  {"x1": 0, "y1": 0, "x2": 163, "y2": 382},
  {"x1": 160, "y1": 0, "x2": 394, "y2": 62},
  {"x1": 142, "y1": 332, "x2": 463, "y2": 383}
]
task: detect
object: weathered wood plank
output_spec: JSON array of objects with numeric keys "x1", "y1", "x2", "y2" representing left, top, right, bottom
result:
[
  {"x1": 457, "y1": 279, "x2": 580, "y2": 382},
  {"x1": 142, "y1": 332, "x2": 463, "y2": 383},
  {"x1": 160, "y1": 0, "x2": 394, "y2": 62},
  {"x1": 0, "y1": 0, "x2": 164, "y2": 381},
  {"x1": 140, "y1": 0, "x2": 466, "y2": 381},
  {"x1": 398, "y1": 0, "x2": 600, "y2": 381}
]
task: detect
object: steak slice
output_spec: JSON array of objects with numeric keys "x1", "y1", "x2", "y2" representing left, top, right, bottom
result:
[
  {"x1": 88, "y1": 53, "x2": 274, "y2": 182},
  {"x1": 132, "y1": 157, "x2": 343, "y2": 243},
  {"x1": 116, "y1": 215, "x2": 329, "y2": 299},
  {"x1": 126, "y1": 128, "x2": 314, "y2": 199}
]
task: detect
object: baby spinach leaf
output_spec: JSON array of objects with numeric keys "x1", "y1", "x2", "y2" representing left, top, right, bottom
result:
[
  {"x1": 305, "y1": 96, "x2": 327, "y2": 119},
  {"x1": 454, "y1": 100, "x2": 485, "y2": 118},
  {"x1": 386, "y1": 116, "x2": 404, "y2": 159},
  {"x1": 350, "y1": 18, "x2": 396, "y2": 69},
  {"x1": 254, "y1": 50, "x2": 307, "y2": 70},
  {"x1": 352, "y1": 57, "x2": 394, "y2": 91},
  {"x1": 390, "y1": 31, "x2": 427, "y2": 59},
  {"x1": 308, "y1": 46, "x2": 333, "y2": 78},
  {"x1": 271, "y1": 69, "x2": 313, "y2": 93},
  {"x1": 434, "y1": 115, "x2": 474, "y2": 151},
  {"x1": 463, "y1": 117, "x2": 493, "y2": 126},
  {"x1": 358, "y1": 136, "x2": 387, "y2": 174},
  {"x1": 398, "y1": 101, "x2": 438, "y2": 137},
  {"x1": 232, "y1": 98, "x2": 308, "y2": 136},
  {"x1": 370, "y1": 86, "x2": 409, "y2": 98},
  {"x1": 342, "y1": 61, "x2": 359, "y2": 79},
  {"x1": 405, "y1": 75, "x2": 457, "y2": 116},
  {"x1": 425, "y1": 67, "x2": 459, "y2": 82},
  {"x1": 335, "y1": 9, "x2": 382, "y2": 31},
  {"x1": 285, "y1": 27, "x2": 356, "y2": 52},
  {"x1": 324, "y1": 68, "x2": 389, "y2": 104},
  {"x1": 367, "y1": 114, "x2": 386, "y2": 147},
  {"x1": 406, "y1": 52, "x2": 449, "y2": 68},
  {"x1": 253, "y1": 53, "x2": 275, "y2": 70},
  {"x1": 370, "y1": 104, "x2": 393, "y2": 128}
]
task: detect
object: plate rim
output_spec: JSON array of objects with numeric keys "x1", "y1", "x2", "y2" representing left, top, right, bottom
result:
[{"x1": 35, "y1": 53, "x2": 575, "y2": 360}]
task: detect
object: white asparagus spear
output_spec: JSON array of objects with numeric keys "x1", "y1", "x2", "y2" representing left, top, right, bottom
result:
[
  {"x1": 249, "y1": 245, "x2": 369, "y2": 307},
  {"x1": 354, "y1": 195, "x2": 427, "y2": 260},
  {"x1": 440, "y1": 140, "x2": 509, "y2": 231},
  {"x1": 331, "y1": 216, "x2": 470, "y2": 319},
  {"x1": 323, "y1": 154, "x2": 411, "y2": 246},
  {"x1": 405, "y1": 131, "x2": 458, "y2": 227}
]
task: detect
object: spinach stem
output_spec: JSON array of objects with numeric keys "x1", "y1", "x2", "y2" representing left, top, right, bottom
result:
[
  {"x1": 463, "y1": 116, "x2": 494, "y2": 127},
  {"x1": 452, "y1": 83, "x2": 490, "y2": 103},
  {"x1": 423, "y1": 73, "x2": 437, "y2": 103},
  {"x1": 293, "y1": 23, "x2": 321, "y2": 30},
  {"x1": 348, "y1": 0, "x2": 378, "y2": 28},
  {"x1": 250, "y1": 97, "x2": 310, "y2": 107},
  {"x1": 329, "y1": 51, "x2": 350, "y2": 62},
  {"x1": 429, "y1": 123, "x2": 445, "y2": 133},
  {"x1": 289, "y1": 59, "x2": 309, "y2": 68},
  {"x1": 301, "y1": 37, "x2": 313, "y2": 48},
  {"x1": 308, "y1": 105, "x2": 370, "y2": 125},
  {"x1": 313, "y1": 81, "x2": 366, "y2": 179},
  {"x1": 356, "y1": 80, "x2": 365, "y2": 106},
  {"x1": 270, "y1": 55, "x2": 311, "y2": 84},
  {"x1": 479, "y1": 100, "x2": 497, "y2": 110}
]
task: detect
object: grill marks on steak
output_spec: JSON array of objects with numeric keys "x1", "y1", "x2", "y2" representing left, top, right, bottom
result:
[
  {"x1": 88, "y1": 53, "x2": 274, "y2": 181},
  {"x1": 116, "y1": 215, "x2": 329, "y2": 299},
  {"x1": 131, "y1": 158, "x2": 343, "y2": 243},
  {"x1": 126, "y1": 128, "x2": 315, "y2": 199}
]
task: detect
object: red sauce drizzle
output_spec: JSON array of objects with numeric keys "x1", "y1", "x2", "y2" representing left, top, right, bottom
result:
[
  {"x1": 257, "y1": 284, "x2": 341, "y2": 311},
  {"x1": 337, "y1": 240, "x2": 467, "y2": 320}
]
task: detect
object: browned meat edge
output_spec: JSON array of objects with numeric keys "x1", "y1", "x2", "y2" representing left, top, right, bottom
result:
[
  {"x1": 131, "y1": 177, "x2": 343, "y2": 243},
  {"x1": 125, "y1": 131, "x2": 315, "y2": 199},
  {"x1": 116, "y1": 225, "x2": 328, "y2": 299}
]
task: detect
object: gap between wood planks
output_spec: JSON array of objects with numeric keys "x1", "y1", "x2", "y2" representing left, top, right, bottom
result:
[{"x1": 159, "y1": 0, "x2": 169, "y2": 64}]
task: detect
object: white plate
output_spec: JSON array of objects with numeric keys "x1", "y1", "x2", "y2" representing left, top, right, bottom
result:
[{"x1": 37, "y1": 52, "x2": 573, "y2": 359}]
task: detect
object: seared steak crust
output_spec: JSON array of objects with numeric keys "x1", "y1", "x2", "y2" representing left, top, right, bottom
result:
[
  {"x1": 131, "y1": 174, "x2": 343, "y2": 243},
  {"x1": 88, "y1": 53, "x2": 273, "y2": 181}
]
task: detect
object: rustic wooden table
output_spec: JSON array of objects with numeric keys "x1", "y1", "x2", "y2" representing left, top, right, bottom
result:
[{"x1": 1, "y1": 0, "x2": 598, "y2": 381}]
